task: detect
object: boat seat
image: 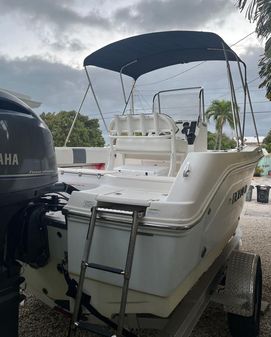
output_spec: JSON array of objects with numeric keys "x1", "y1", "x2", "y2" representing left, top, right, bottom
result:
[
  {"x1": 107, "y1": 113, "x2": 187, "y2": 176},
  {"x1": 113, "y1": 164, "x2": 169, "y2": 176},
  {"x1": 115, "y1": 136, "x2": 187, "y2": 153}
]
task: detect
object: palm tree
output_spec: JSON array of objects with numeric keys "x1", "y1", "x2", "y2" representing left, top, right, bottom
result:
[
  {"x1": 236, "y1": 0, "x2": 271, "y2": 99},
  {"x1": 206, "y1": 100, "x2": 235, "y2": 150}
]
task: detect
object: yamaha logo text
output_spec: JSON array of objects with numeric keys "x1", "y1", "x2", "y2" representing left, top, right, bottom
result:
[{"x1": 0, "y1": 153, "x2": 19, "y2": 166}]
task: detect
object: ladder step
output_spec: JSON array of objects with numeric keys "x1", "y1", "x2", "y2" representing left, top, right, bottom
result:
[
  {"x1": 86, "y1": 262, "x2": 125, "y2": 275},
  {"x1": 96, "y1": 205, "x2": 145, "y2": 216},
  {"x1": 97, "y1": 207, "x2": 134, "y2": 216},
  {"x1": 75, "y1": 321, "x2": 113, "y2": 336}
]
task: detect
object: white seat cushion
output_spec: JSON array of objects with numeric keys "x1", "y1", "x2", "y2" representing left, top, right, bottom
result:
[{"x1": 115, "y1": 136, "x2": 188, "y2": 153}]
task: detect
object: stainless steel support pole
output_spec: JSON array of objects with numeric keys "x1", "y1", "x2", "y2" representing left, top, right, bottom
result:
[
  {"x1": 70, "y1": 207, "x2": 98, "y2": 334},
  {"x1": 222, "y1": 44, "x2": 240, "y2": 148},
  {"x1": 116, "y1": 211, "x2": 140, "y2": 337},
  {"x1": 237, "y1": 61, "x2": 248, "y2": 142},
  {"x1": 120, "y1": 60, "x2": 138, "y2": 106},
  {"x1": 122, "y1": 81, "x2": 137, "y2": 115},
  {"x1": 85, "y1": 68, "x2": 108, "y2": 133},
  {"x1": 64, "y1": 84, "x2": 90, "y2": 146}
]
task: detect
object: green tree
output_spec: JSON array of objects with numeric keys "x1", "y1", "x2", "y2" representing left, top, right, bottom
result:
[
  {"x1": 263, "y1": 129, "x2": 271, "y2": 152},
  {"x1": 208, "y1": 131, "x2": 236, "y2": 150},
  {"x1": 41, "y1": 111, "x2": 105, "y2": 147},
  {"x1": 206, "y1": 100, "x2": 235, "y2": 150},
  {"x1": 236, "y1": 0, "x2": 271, "y2": 98}
]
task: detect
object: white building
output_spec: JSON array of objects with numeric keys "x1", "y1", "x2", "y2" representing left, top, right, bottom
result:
[{"x1": 244, "y1": 136, "x2": 265, "y2": 146}]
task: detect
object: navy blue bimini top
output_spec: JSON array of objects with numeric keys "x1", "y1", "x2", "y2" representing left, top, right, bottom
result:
[{"x1": 84, "y1": 31, "x2": 240, "y2": 79}]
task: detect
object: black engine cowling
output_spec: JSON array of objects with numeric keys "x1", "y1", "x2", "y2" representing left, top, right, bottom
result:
[
  {"x1": 0, "y1": 90, "x2": 58, "y2": 337},
  {"x1": 0, "y1": 90, "x2": 58, "y2": 262},
  {"x1": 0, "y1": 90, "x2": 57, "y2": 206}
]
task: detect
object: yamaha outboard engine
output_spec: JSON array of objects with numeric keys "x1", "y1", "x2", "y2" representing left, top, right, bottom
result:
[{"x1": 0, "y1": 90, "x2": 58, "y2": 337}]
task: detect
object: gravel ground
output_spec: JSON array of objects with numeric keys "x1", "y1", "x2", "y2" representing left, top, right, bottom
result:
[{"x1": 19, "y1": 176, "x2": 271, "y2": 337}]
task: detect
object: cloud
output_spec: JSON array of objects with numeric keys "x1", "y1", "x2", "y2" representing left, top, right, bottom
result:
[
  {"x1": 48, "y1": 38, "x2": 86, "y2": 52},
  {"x1": 0, "y1": 0, "x2": 110, "y2": 54},
  {"x1": 0, "y1": 0, "x2": 246, "y2": 63},
  {"x1": 0, "y1": 55, "x2": 126, "y2": 116},
  {"x1": 0, "y1": 55, "x2": 86, "y2": 112},
  {"x1": 0, "y1": 0, "x2": 235, "y2": 39},
  {"x1": 113, "y1": 0, "x2": 235, "y2": 32},
  {"x1": 15, "y1": 0, "x2": 235, "y2": 30},
  {"x1": 0, "y1": 0, "x2": 110, "y2": 31}
]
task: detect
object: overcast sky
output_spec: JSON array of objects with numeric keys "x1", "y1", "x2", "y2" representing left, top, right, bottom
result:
[{"x1": 0, "y1": 0, "x2": 270, "y2": 138}]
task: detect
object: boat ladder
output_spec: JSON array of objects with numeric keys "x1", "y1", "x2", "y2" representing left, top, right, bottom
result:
[{"x1": 69, "y1": 204, "x2": 145, "y2": 337}]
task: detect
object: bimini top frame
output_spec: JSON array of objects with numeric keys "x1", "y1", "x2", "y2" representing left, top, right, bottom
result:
[{"x1": 64, "y1": 31, "x2": 260, "y2": 148}]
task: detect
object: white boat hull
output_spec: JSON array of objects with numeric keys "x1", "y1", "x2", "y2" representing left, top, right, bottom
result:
[{"x1": 23, "y1": 147, "x2": 261, "y2": 317}]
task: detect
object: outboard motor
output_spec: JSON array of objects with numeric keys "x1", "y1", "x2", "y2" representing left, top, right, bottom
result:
[{"x1": 0, "y1": 90, "x2": 58, "y2": 337}]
